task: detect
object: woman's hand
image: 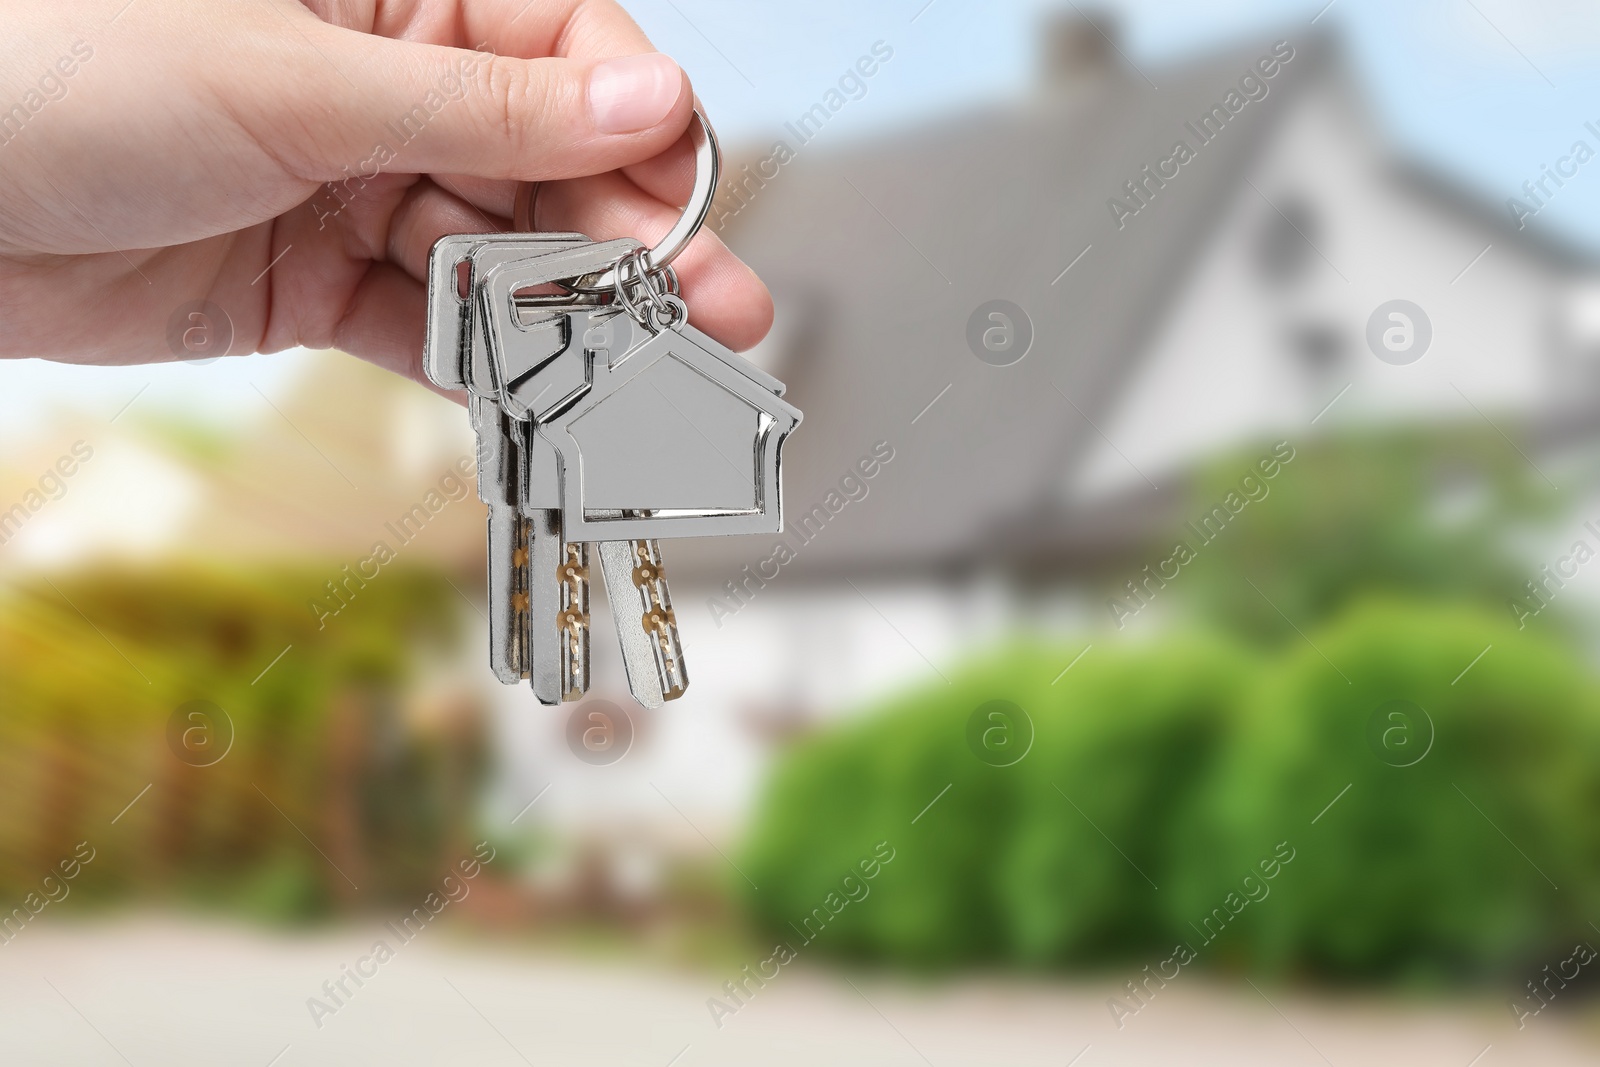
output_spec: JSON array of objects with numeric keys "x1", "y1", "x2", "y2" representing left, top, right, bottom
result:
[{"x1": 0, "y1": 0, "x2": 772, "y2": 387}]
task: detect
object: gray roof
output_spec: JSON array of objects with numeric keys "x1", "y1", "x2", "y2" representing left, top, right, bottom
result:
[{"x1": 668, "y1": 32, "x2": 1342, "y2": 581}]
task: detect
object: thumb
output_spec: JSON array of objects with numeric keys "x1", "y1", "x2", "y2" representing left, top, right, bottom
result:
[{"x1": 284, "y1": 30, "x2": 692, "y2": 183}]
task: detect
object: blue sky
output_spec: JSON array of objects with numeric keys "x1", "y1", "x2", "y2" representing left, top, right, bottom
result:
[{"x1": 629, "y1": 0, "x2": 1600, "y2": 249}]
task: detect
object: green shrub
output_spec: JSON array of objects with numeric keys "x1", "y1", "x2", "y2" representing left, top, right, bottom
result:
[
  {"x1": 1178, "y1": 597, "x2": 1600, "y2": 981},
  {"x1": 741, "y1": 599, "x2": 1600, "y2": 981},
  {"x1": 0, "y1": 564, "x2": 480, "y2": 918},
  {"x1": 741, "y1": 646, "x2": 1044, "y2": 965},
  {"x1": 997, "y1": 638, "x2": 1256, "y2": 966},
  {"x1": 741, "y1": 637, "x2": 1257, "y2": 968}
]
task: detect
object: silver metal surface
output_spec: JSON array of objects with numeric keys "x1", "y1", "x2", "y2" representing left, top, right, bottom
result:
[
  {"x1": 597, "y1": 539, "x2": 673, "y2": 708},
  {"x1": 476, "y1": 239, "x2": 642, "y2": 422},
  {"x1": 425, "y1": 232, "x2": 588, "y2": 393},
  {"x1": 517, "y1": 419, "x2": 563, "y2": 511},
  {"x1": 469, "y1": 393, "x2": 517, "y2": 507},
  {"x1": 464, "y1": 238, "x2": 603, "y2": 405},
  {"x1": 556, "y1": 537, "x2": 592, "y2": 702},
  {"x1": 425, "y1": 194, "x2": 799, "y2": 707},
  {"x1": 543, "y1": 320, "x2": 801, "y2": 542},
  {"x1": 526, "y1": 508, "x2": 587, "y2": 705},
  {"x1": 627, "y1": 538, "x2": 686, "y2": 700},
  {"x1": 518, "y1": 107, "x2": 719, "y2": 293},
  {"x1": 485, "y1": 500, "x2": 527, "y2": 685}
]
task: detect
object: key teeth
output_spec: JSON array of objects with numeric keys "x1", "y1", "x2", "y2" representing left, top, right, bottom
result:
[
  {"x1": 633, "y1": 540, "x2": 688, "y2": 701},
  {"x1": 558, "y1": 542, "x2": 591, "y2": 701},
  {"x1": 514, "y1": 517, "x2": 532, "y2": 679},
  {"x1": 487, "y1": 506, "x2": 530, "y2": 684},
  {"x1": 525, "y1": 509, "x2": 586, "y2": 705}
]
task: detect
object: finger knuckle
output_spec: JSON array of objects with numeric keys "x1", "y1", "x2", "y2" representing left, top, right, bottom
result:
[{"x1": 477, "y1": 55, "x2": 559, "y2": 169}]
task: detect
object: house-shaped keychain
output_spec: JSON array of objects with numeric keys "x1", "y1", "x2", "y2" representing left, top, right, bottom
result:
[{"x1": 480, "y1": 243, "x2": 802, "y2": 544}]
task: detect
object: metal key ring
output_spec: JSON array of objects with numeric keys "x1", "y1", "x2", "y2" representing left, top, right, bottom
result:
[{"x1": 512, "y1": 105, "x2": 720, "y2": 293}]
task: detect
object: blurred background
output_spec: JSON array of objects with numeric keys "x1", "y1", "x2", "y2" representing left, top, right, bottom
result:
[{"x1": 6, "y1": 0, "x2": 1600, "y2": 1063}]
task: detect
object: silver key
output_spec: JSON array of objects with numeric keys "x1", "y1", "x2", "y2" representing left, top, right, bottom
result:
[
  {"x1": 596, "y1": 537, "x2": 686, "y2": 707},
  {"x1": 523, "y1": 507, "x2": 589, "y2": 703},
  {"x1": 426, "y1": 231, "x2": 589, "y2": 392},
  {"x1": 477, "y1": 241, "x2": 694, "y2": 707},
  {"x1": 428, "y1": 234, "x2": 527, "y2": 682},
  {"x1": 533, "y1": 309, "x2": 800, "y2": 544},
  {"x1": 474, "y1": 239, "x2": 642, "y2": 704},
  {"x1": 478, "y1": 239, "x2": 642, "y2": 423},
  {"x1": 428, "y1": 233, "x2": 589, "y2": 685},
  {"x1": 425, "y1": 103, "x2": 802, "y2": 710},
  {"x1": 478, "y1": 240, "x2": 797, "y2": 707},
  {"x1": 476, "y1": 396, "x2": 525, "y2": 684}
]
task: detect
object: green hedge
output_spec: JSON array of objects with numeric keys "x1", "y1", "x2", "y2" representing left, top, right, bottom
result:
[
  {"x1": 1179, "y1": 597, "x2": 1600, "y2": 981},
  {"x1": 741, "y1": 599, "x2": 1600, "y2": 980}
]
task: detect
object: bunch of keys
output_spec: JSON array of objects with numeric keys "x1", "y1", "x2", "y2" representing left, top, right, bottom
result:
[{"x1": 424, "y1": 109, "x2": 801, "y2": 709}]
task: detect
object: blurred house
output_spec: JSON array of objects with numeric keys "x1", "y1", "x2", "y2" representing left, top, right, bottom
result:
[
  {"x1": 0, "y1": 352, "x2": 481, "y2": 574},
  {"x1": 669, "y1": 11, "x2": 1600, "y2": 736},
  {"x1": 9, "y1": 11, "x2": 1599, "y2": 911}
]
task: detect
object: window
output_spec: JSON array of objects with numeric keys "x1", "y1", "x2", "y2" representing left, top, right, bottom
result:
[{"x1": 1254, "y1": 194, "x2": 1320, "y2": 286}]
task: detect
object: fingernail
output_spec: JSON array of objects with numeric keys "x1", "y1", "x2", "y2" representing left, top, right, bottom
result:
[{"x1": 589, "y1": 53, "x2": 684, "y2": 134}]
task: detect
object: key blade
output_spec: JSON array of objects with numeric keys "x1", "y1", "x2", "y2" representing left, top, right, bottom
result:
[
  {"x1": 527, "y1": 510, "x2": 589, "y2": 705},
  {"x1": 480, "y1": 397, "x2": 529, "y2": 684},
  {"x1": 470, "y1": 395, "x2": 516, "y2": 506},
  {"x1": 631, "y1": 539, "x2": 687, "y2": 701},
  {"x1": 558, "y1": 540, "x2": 592, "y2": 701},
  {"x1": 486, "y1": 505, "x2": 530, "y2": 684},
  {"x1": 597, "y1": 539, "x2": 687, "y2": 708}
]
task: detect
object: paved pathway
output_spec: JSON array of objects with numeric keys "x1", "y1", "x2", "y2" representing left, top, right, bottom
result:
[{"x1": 0, "y1": 918, "x2": 1593, "y2": 1065}]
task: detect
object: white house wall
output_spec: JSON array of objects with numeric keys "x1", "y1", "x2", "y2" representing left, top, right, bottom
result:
[
  {"x1": 1074, "y1": 75, "x2": 1567, "y2": 498},
  {"x1": 485, "y1": 581, "x2": 1003, "y2": 846}
]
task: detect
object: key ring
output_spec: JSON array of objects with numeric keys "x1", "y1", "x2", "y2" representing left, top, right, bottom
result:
[
  {"x1": 513, "y1": 105, "x2": 720, "y2": 294},
  {"x1": 615, "y1": 247, "x2": 686, "y2": 331}
]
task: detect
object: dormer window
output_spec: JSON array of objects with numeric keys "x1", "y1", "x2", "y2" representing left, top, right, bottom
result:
[
  {"x1": 1254, "y1": 193, "x2": 1320, "y2": 286},
  {"x1": 1288, "y1": 319, "x2": 1346, "y2": 377}
]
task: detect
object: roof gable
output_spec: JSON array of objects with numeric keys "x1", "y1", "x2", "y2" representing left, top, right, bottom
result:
[{"x1": 671, "y1": 33, "x2": 1339, "y2": 578}]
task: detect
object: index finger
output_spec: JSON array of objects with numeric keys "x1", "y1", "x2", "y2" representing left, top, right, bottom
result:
[
  {"x1": 460, "y1": 0, "x2": 656, "y2": 60},
  {"x1": 304, "y1": 0, "x2": 658, "y2": 61}
]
